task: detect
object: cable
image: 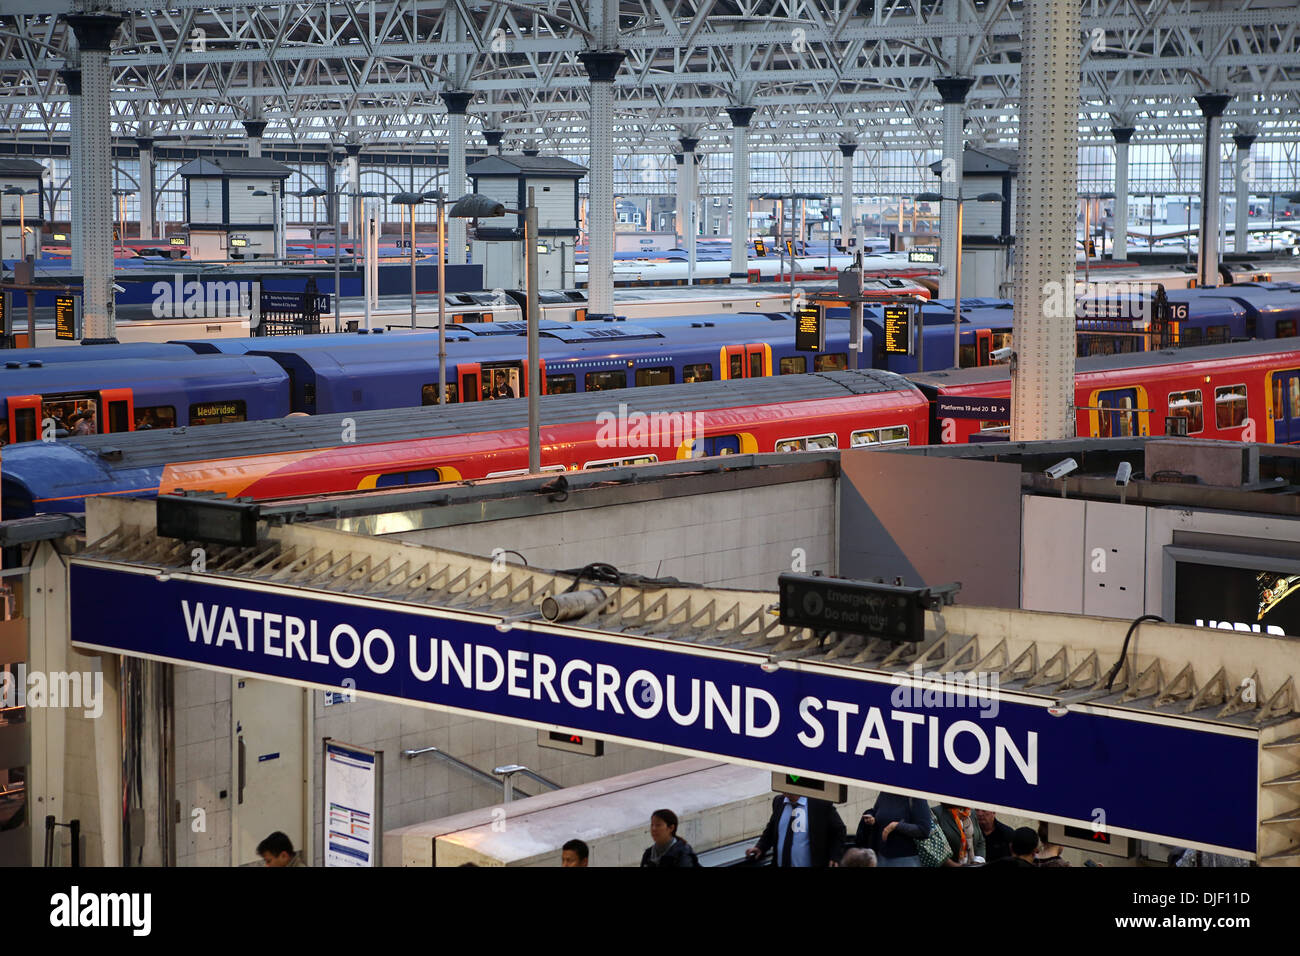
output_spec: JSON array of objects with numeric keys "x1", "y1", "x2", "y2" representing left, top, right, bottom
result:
[
  {"x1": 558, "y1": 561, "x2": 689, "y2": 592},
  {"x1": 1104, "y1": 614, "x2": 1165, "y2": 692}
]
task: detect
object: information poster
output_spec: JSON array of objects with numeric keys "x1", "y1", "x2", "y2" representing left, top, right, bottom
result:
[{"x1": 323, "y1": 740, "x2": 382, "y2": 867}]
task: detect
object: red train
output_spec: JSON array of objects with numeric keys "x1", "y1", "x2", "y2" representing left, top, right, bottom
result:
[{"x1": 5, "y1": 338, "x2": 1300, "y2": 516}]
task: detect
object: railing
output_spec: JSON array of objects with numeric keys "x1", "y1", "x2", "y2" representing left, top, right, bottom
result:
[
  {"x1": 492, "y1": 764, "x2": 560, "y2": 805},
  {"x1": 401, "y1": 746, "x2": 530, "y2": 801}
]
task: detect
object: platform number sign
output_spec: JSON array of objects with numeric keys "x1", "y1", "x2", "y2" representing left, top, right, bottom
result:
[
  {"x1": 1169, "y1": 302, "x2": 1189, "y2": 322},
  {"x1": 537, "y1": 729, "x2": 603, "y2": 756}
]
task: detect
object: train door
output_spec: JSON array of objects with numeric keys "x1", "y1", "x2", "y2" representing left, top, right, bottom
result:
[
  {"x1": 480, "y1": 362, "x2": 523, "y2": 400},
  {"x1": 99, "y1": 388, "x2": 133, "y2": 434},
  {"x1": 1271, "y1": 370, "x2": 1300, "y2": 443},
  {"x1": 1094, "y1": 386, "x2": 1143, "y2": 438},
  {"x1": 5, "y1": 395, "x2": 41, "y2": 444},
  {"x1": 720, "y1": 344, "x2": 768, "y2": 379},
  {"x1": 458, "y1": 363, "x2": 481, "y2": 403},
  {"x1": 976, "y1": 330, "x2": 992, "y2": 367},
  {"x1": 721, "y1": 345, "x2": 745, "y2": 380}
]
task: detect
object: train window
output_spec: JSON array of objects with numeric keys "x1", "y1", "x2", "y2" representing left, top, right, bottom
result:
[
  {"x1": 1279, "y1": 320, "x2": 1298, "y2": 339},
  {"x1": 683, "y1": 363, "x2": 713, "y2": 383},
  {"x1": 1207, "y1": 325, "x2": 1229, "y2": 345},
  {"x1": 421, "y1": 383, "x2": 458, "y2": 405},
  {"x1": 1166, "y1": 389, "x2": 1204, "y2": 434},
  {"x1": 546, "y1": 374, "x2": 577, "y2": 394},
  {"x1": 1180, "y1": 327, "x2": 1202, "y2": 347},
  {"x1": 582, "y1": 455, "x2": 657, "y2": 469},
  {"x1": 11, "y1": 408, "x2": 35, "y2": 444},
  {"x1": 814, "y1": 353, "x2": 848, "y2": 372},
  {"x1": 1291, "y1": 378, "x2": 1300, "y2": 420},
  {"x1": 585, "y1": 370, "x2": 627, "y2": 392},
  {"x1": 960, "y1": 344, "x2": 977, "y2": 368},
  {"x1": 41, "y1": 396, "x2": 97, "y2": 438},
  {"x1": 776, "y1": 434, "x2": 837, "y2": 453},
  {"x1": 749, "y1": 352, "x2": 763, "y2": 378},
  {"x1": 134, "y1": 405, "x2": 176, "y2": 430},
  {"x1": 729, "y1": 353, "x2": 744, "y2": 378},
  {"x1": 483, "y1": 367, "x2": 520, "y2": 400},
  {"x1": 375, "y1": 469, "x2": 442, "y2": 488},
  {"x1": 780, "y1": 356, "x2": 807, "y2": 375},
  {"x1": 189, "y1": 400, "x2": 247, "y2": 426},
  {"x1": 851, "y1": 425, "x2": 910, "y2": 447},
  {"x1": 635, "y1": 366, "x2": 674, "y2": 387},
  {"x1": 1215, "y1": 384, "x2": 1248, "y2": 428}
]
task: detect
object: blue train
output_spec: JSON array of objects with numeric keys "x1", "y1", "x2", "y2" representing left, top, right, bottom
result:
[{"x1": 2, "y1": 282, "x2": 1298, "y2": 443}]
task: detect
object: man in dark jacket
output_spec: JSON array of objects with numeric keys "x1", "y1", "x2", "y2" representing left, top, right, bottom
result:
[
  {"x1": 854, "y1": 790, "x2": 933, "y2": 867},
  {"x1": 976, "y1": 809, "x2": 1015, "y2": 862},
  {"x1": 982, "y1": 827, "x2": 1039, "y2": 868},
  {"x1": 746, "y1": 793, "x2": 847, "y2": 867},
  {"x1": 640, "y1": 808, "x2": 700, "y2": 867}
]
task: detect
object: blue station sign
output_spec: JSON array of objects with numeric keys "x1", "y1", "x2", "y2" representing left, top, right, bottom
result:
[{"x1": 69, "y1": 560, "x2": 1259, "y2": 855}]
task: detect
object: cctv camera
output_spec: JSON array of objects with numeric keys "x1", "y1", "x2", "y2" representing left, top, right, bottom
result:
[
  {"x1": 1044, "y1": 458, "x2": 1078, "y2": 480},
  {"x1": 990, "y1": 346, "x2": 1015, "y2": 362},
  {"x1": 1115, "y1": 462, "x2": 1133, "y2": 486},
  {"x1": 112, "y1": 283, "x2": 125, "y2": 293}
]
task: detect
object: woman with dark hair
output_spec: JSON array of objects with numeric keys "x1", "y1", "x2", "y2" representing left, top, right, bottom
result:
[{"x1": 640, "y1": 808, "x2": 700, "y2": 867}]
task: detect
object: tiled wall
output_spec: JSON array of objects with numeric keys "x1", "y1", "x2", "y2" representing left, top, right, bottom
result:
[{"x1": 172, "y1": 667, "x2": 232, "y2": 867}]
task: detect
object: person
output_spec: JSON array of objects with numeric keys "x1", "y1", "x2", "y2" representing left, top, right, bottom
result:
[
  {"x1": 257, "y1": 831, "x2": 307, "y2": 867},
  {"x1": 936, "y1": 803, "x2": 985, "y2": 866},
  {"x1": 73, "y1": 409, "x2": 97, "y2": 436},
  {"x1": 975, "y1": 808, "x2": 1015, "y2": 863},
  {"x1": 854, "y1": 790, "x2": 933, "y2": 867},
  {"x1": 981, "y1": 827, "x2": 1039, "y2": 868},
  {"x1": 840, "y1": 848, "x2": 877, "y2": 868},
  {"x1": 746, "y1": 792, "x2": 846, "y2": 867},
  {"x1": 561, "y1": 839, "x2": 589, "y2": 867},
  {"x1": 491, "y1": 371, "x2": 515, "y2": 400},
  {"x1": 640, "y1": 808, "x2": 699, "y2": 867},
  {"x1": 1035, "y1": 823, "x2": 1070, "y2": 867}
]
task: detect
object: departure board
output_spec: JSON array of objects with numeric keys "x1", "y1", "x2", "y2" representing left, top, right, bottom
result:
[
  {"x1": 795, "y1": 306, "x2": 824, "y2": 352},
  {"x1": 883, "y1": 304, "x2": 912, "y2": 355},
  {"x1": 54, "y1": 295, "x2": 79, "y2": 340},
  {"x1": 754, "y1": 238, "x2": 766, "y2": 257},
  {"x1": 908, "y1": 249, "x2": 938, "y2": 264}
]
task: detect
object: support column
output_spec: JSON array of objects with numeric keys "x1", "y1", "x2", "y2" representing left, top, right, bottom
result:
[
  {"x1": 679, "y1": 136, "x2": 699, "y2": 281},
  {"x1": 726, "y1": 107, "x2": 754, "y2": 280},
  {"x1": 1233, "y1": 132, "x2": 1256, "y2": 255},
  {"x1": 441, "y1": 90, "x2": 472, "y2": 266},
  {"x1": 1195, "y1": 93, "x2": 1232, "y2": 288},
  {"x1": 673, "y1": 152, "x2": 687, "y2": 244},
  {"x1": 66, "y1": 13, "x2": 122, "y2": 344},
  {"x1": 483, "y1": 129, "x2": 504, "y2": 155},
  {"x1": 578, "y1": 49, "x2": 626, "y2": 316},
  {"x1": 136, "y1": 135, "x2": 155, "y2": 239},
  {"x1": 1010, "y1": 0, "x2": 1078, "y2": 442},
  {"x1": 242, "y1": 119, "x2": 266, "y2": 159},
  {"x1": 59, "y1": 66, "x2": 83, "y2": 274},
  {"x1": 838, "y1": 141, "x2": 857, "y2": 252},
  {"x1": 344, "y1": 142, "x2": 361, "y2": 242},
  {"x1": 1110, "y1": 127, "x2": 1134, "y2": 261},
  {"x1": 934, "y1": 77, "x2": 973, "y2": 301}
]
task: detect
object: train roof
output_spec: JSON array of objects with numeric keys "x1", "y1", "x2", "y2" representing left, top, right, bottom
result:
[
  {"x1": 0, "y1": 354, "x2": 289, "y2": 393},
  {"x1": 908, "y1": 336, "x2": 1300, "y2": 389},
  {"x1": 0, "y1": 342, "x2": 200, "y2": 365},
  {"x1": 17, "y1": 368, "x2": 918, "y2": 471}
]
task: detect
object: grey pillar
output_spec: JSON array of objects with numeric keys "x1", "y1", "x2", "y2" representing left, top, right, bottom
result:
[
  {"x1": 136, "y1": 136, "x2": 155, "y2": 239},
  {"x1": 441, "y1": 90, "x2": 472, "y2": 266},
  {"x1": 673, "y1": 152, "x2": 687, "y2": 244},
  {"x1": 838, "y1": 142, "x2": 857, "y2": 251},
  {"x1": 1233, "y1": 132, "x2": 1256, "y2": 255},
  {"x1": 483, "y1": 129, "x2": 504, "y2": 156},
  {"x1": 934, "y1": 77, "x2": 974, "y2": 301},
  {"x1": 680, "y1": 135, "x2": 699, "y2": 276},
  {"x1": 243, "y1": 119, "x2": 266, "y2": 159},
  {"x1": 578, "y1": 50, "x2": 626, "y2": 315},
  {"x1": 344, "y1": 142, "x2": 362, "y2": 242},
  {"x1": 1110, "y1": 127, "x2": 1134, "y2": 261},
  {"x1": 1009, "y1": 0, "x2": 1078, "y2": 441},
  {"x1": 726, "y1": 106, "x2": 755, "y2": 280},
  {"x1": 66, "y1": 13, "x2": 123, "y2": 344},
  {"x1": 59, "y1": 66, "x2": 83, "y2": 274},
  {"x1": 1195, "y1": 93, "x2": 1232, "y2": 287}
]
